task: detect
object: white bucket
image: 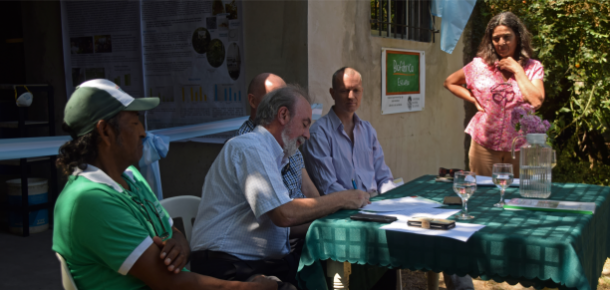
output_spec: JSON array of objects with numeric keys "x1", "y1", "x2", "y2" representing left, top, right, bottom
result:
[{"x1": 7, "y1": 178, "x2": 49, "y2": 234}]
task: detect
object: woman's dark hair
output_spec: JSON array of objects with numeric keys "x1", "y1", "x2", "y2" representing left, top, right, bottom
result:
[
  {"x1": 56, "y1": 113, "x2": 121, "y2": 176},
  {"x1": 476, "y1": 12, "x2": 534, "y2": 67}
]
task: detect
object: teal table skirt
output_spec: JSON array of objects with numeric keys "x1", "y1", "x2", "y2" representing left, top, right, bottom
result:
[{"x1": 296, "y1": 175, "x2": 610, "y2": 290}]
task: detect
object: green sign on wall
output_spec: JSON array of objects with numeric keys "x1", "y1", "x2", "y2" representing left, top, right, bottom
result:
[{"x1": 385, "y1": 50, "x2": 420, "y2": 95}]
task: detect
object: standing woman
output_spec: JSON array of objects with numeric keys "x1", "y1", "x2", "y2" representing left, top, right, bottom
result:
[{"x1": 444, "y1": 12, "x2": 545, "y2": 177}]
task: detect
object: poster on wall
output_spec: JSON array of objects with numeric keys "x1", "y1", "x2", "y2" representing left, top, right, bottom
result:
[
  {"x1": 61, "y1": 0, "x2": 246, "y2": 133},
  {"x1": 60, "y1": 1, "x2": 144, "y2": 99},
  {"x1": 381, "y1": 48, "x2": 426, "y2": 115},
  {"x1": 142, "y1": 0, "x2": 245, "y2": 130}
]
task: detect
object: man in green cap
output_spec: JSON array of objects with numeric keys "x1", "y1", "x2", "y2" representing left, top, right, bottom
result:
[{"x1": 53, "y1": 79, "x2": 277, "y2": 290}]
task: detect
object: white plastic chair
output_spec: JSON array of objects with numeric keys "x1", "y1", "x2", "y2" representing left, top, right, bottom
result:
[
  {"x1": 55, "y1": 252, "x2": 78, "y2": 290},
  {"x1": 160, "y1": 195, "x2": 201, "y2": 242}
]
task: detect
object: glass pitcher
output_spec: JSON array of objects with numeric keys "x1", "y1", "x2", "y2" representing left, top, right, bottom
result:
[{"x1": 511, "y1": 133, "x2": 552, "y2": 198}]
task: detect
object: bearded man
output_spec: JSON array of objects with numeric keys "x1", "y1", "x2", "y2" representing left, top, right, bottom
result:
[{"x1": 189, "y1": 85, "x2": 370, "y2": 286}]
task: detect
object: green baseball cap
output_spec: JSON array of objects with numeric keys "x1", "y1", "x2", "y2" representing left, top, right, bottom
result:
[{"x1": 64, "y1": 79, "x2": 159, "y2": 138}]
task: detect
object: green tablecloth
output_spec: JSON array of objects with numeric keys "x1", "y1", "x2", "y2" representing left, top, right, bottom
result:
[{"x1": 296, "y1": 175, "x2": 610, "y2": 290}]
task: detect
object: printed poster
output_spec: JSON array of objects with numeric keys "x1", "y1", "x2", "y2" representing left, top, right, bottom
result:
[
  {"x1": 142, "y1": 0, "x2": 246, "y2": 130},
  {"x1": 381, "y1": 48, "x2": 426, "y2": 114},
  {"x1": 61, "y1": 1, "x2": 144, "y2": 99},
  {"x1": 61, "y1": 0, "x2": 246, "y2": 132}
]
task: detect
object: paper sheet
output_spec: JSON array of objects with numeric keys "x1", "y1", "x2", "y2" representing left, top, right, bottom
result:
[
  {"x1": 361, "y1": 196, "x2": 442, "y2": 212},
  {"x1": 360, "y1": 208, "x2": 460, "y2": 221},
  {"x1": 504, "y1": 199, "x2": 596, "y2": 214},
  {"x1": 477, "y1": 176, "x2": 519, "y2": 187},
  {"x1": 381, "y1": 221, "x2": 485, "y2": 242}
]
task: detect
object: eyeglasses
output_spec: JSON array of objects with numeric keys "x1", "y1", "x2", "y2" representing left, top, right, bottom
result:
[
  {"x1": 490, "y1": 82, "x2": 514, "y2": 103},
  {"x1": 131, "y1": 196, "x2": 169, "y2": 240}
]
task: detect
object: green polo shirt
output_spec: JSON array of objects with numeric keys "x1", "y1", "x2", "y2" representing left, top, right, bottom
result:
[{"x1": 52, "y1": 165, "x2": 173, "y2": 290}]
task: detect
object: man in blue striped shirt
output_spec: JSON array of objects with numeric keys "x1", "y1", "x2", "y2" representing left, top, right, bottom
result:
[{"x1": 303, "y1": 67, "x2": 397, "y2": 196}]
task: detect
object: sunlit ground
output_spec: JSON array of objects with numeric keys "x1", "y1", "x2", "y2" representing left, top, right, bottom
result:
[{"x1": 400, "y1": 258, "x2": 610, "y2": 290}]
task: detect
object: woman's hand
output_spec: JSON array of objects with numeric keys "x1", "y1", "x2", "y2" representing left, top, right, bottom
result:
[
  {"x1": 497, "y1": 57, "x2": 545, "y2": 109},
  {"x1": 497, "y1": 57, "x2": 524, "y2": 76}
]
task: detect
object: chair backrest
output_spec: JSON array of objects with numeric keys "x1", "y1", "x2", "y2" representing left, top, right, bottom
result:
[
  {"x1": 55, "y1": 252, "x2": 78, "y2": 290},
  {"x1": 160, "y1": 195, "x2": 201, "y2": 242}
]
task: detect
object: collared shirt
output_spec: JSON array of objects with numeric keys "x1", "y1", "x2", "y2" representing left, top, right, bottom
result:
[
  {"x1": 302, "y1": 108, "x2": 395, "y2": 196},
  {"x1": 236, "y1": 118, "x2": 256, "y2": 135},
  {"x1": 52, "y1": 165, "x2": 173, "y2": 290},
  {"x1": 463, "y1": 57, "x2": 544, "y2": 151},
  {"x1": 237, "y1": 119, "x2": 306, "y2": 199},
  {"x1": 191, "y1": 125, "x2": 293, "y2": 260}
]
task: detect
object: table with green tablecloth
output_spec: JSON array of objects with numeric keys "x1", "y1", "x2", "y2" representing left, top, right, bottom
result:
[{"x1": 296, "y1": 175, "x2": 610, "y2": 290}]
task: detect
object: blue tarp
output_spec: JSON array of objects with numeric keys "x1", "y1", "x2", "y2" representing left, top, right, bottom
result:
[
  {"x1": 0, "y1": 116, "x2": 249, "y2": 162},
  {"x1": 432, "y1": 0, "x2": 477, "y2": 54}
]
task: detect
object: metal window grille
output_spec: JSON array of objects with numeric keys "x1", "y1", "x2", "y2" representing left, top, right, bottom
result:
[{"x1": 370, "y1": 0, "x2": 439, "y2": 42}]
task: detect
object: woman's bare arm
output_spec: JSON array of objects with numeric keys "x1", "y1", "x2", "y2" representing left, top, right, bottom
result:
[{"x1": 444, "y1": 69, "x2": 485, "y2": 112}]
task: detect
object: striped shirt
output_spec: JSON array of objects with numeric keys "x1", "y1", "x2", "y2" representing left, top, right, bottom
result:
[{"x1": 303, "y1": 108, "x2": 396, "y2": 195}]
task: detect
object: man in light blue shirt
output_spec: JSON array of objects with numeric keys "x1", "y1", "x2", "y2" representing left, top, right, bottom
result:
[
  {"x1": 303, "y1": 67, "x2": 396, "y2": 196},
  {"x1": 190, "y1": 85, "x2": 370, "y2": 286}
]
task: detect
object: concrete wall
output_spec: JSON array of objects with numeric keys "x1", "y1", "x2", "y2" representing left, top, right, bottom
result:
[
  {"x1": 243, "y1": 1, "x2": 308, "y2": 89},
  {"x1": 159, "y1": 142, "x2": 224, "y2": 198},
  {"x1": 307, "y1": 0, "x2": 466, "y2": 182},
  {"x1": 160, "y1": 1, "x2": 309, "y2": 198}
]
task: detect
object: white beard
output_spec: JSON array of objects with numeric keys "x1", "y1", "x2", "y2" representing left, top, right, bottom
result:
[{"x1": 281, "y1": 125, "x2": 304, "y2": 157}]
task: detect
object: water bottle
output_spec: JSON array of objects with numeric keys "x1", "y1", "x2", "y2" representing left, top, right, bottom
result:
[{"x1": 511, "y1": 133, "x2": 552, "y2": 198}]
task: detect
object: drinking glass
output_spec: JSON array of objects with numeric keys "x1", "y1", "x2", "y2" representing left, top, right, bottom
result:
[
  {"x1": 492, "y1": 163, "x2": 514, "y2": 207},
  {"x1": 453, "y1": 171, "x2": 476, "y2": 220}
]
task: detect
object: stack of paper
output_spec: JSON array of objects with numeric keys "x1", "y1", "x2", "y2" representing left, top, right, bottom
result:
[
  {"x1": 504, "y1": 198, "x2": 596, "y2": 214},
  {"x1": 381, "y1": 222, "x2": 485, "y2": 242},
  {"x1": 361, "y1": 196, "x2": 441, "y2": 212},
  {"x1": 361, "y1": 196, "x2": 486, "y2": 242}
]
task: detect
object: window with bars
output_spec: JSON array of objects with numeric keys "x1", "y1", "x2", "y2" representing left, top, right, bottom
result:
[{"x1": 370, "y1": 0, "x2": 438, "y2": 42}]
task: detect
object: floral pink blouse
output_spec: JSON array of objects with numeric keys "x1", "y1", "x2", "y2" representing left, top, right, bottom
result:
[{"x1": 464, "y1": 57, "x2": 544, "y2": 152}]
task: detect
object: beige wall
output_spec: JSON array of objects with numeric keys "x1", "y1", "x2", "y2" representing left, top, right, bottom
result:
[{"x1": 307, "y1": 1, "x2": 466, "y2": 182}]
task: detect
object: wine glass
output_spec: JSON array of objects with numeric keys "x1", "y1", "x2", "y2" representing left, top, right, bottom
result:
[
  {"x1": 453, "y1": 171, "x2": 476, "y2": 220},
  {"x1": 492, "y1": 163, "x2": 514, "y2": 207}
]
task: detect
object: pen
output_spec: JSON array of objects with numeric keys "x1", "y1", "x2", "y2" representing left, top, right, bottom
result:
[{"x1": 352, "y1": 179, "x2": 357, "y2": 190}]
